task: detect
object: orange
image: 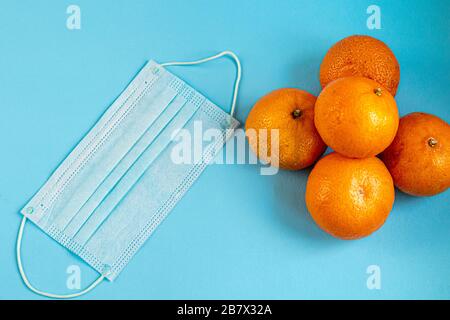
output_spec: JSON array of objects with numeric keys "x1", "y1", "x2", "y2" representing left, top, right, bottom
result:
[
  {"x1": 245, "y1": 88, "x2": 326, "y2": 170},
  {"x1": 315, "y1": 76, "x2": 399, "y2": 158},
  {"x1": 381, "y1": 112, "x2": 450, "y2": 196},
  {"x1": 305, "y1": 152, "x2": 395, "y2": 240},
  {"x1": 320, "y1": 35, "x2": 400, "y2": 96}
]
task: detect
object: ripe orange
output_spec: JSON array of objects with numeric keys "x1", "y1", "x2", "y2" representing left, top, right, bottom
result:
[
  {"x1": 245, "y1": 88, "x2": 326, "y2": 170},
  {"x1": 315, "y1": 76, "x2": 399, "y2": 158},
  {"x1": 381, "y1": 112, "x2": 450, "y2": 196},
  {"x1": 320, "y1": 35, "x2": 400, "y2": 96},
  {"x1": 305, "y1": 152, "x2": 395, "y2": 240}
]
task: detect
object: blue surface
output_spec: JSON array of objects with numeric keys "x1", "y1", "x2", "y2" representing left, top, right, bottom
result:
[{"x1": 0, "y1": 0, "x2": 449, "y2": 299}]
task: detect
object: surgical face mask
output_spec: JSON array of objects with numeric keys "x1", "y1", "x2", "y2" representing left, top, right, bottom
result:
[{"x1": 16, "y1": 51, "x2": 241, "y2": 298}]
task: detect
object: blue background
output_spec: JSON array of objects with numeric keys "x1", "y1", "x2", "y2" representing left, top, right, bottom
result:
[{"x1": 0, "y1": 0, "x2": 449, "y2": 299}]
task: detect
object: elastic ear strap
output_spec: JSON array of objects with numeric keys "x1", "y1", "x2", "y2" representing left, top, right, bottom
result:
[
  {"x1": 16, "y1": 216, "x2": 105, "y2": 299},
  {"x1": 161, "y1": 50, "x2": 242, "y2": 118}
]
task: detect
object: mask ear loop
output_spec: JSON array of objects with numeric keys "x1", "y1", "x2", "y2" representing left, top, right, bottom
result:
[
  {"x1": 160, "y1": 50, "x2": 242, "y2": 121},
  {"x1": 16, "y1": 216, "x2": 106, "y2": 299}
]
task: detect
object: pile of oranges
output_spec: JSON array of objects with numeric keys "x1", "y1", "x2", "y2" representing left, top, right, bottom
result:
[{"x1": 246, "y1": 35, "x2": 450, "y2": 240}]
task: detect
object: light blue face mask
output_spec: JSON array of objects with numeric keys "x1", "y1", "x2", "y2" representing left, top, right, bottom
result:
[{"x1": 16, "y1": 51, "x2": 242, "y2": 298}]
